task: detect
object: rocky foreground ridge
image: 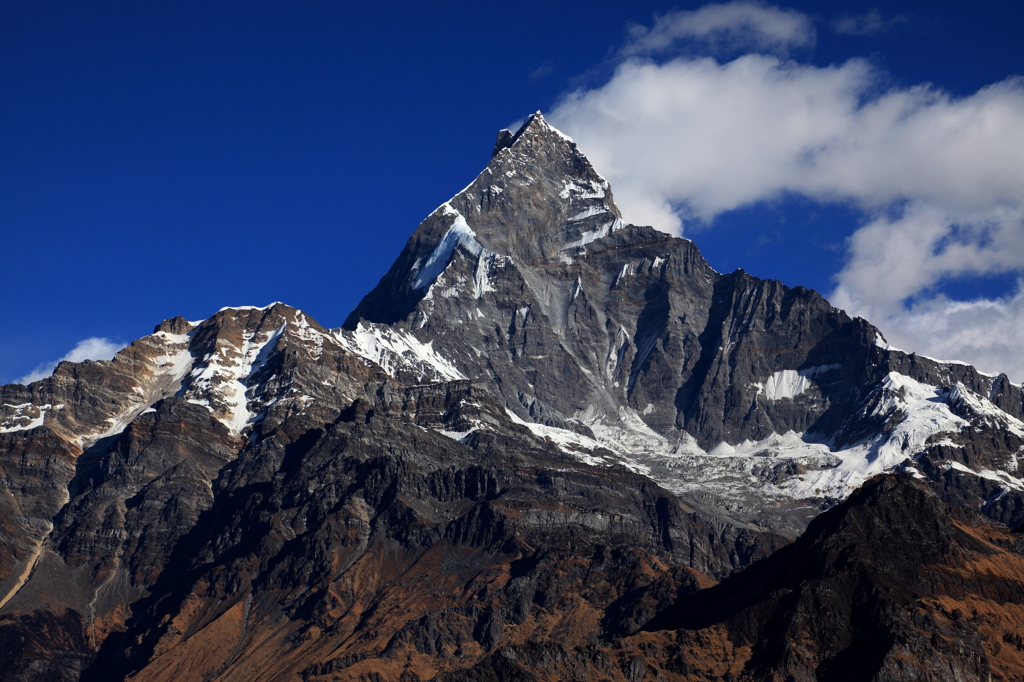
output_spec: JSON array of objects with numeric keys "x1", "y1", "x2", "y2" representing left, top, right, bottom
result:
[{"x1": 1, "y1": 113, "x2": 1023, "y2": 681}]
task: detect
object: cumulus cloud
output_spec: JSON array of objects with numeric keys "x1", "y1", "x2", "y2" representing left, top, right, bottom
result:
[
  {"x1": 854, "y1": 287, "x2": 1024, "y2": 383},
  {"x1": 831, "y1": 9, "x2": 907, "y2": 37},
  {"x1": 547, "y1": 2, "x2": 1024, "y2": 381},
  {"x1": 549, "y1": 60, "x2": 1024, "y2": 231},
  {"x1": 17, "y1": 337, "x2": 124, "y2": 385},
  {"x1": 623, "y1": 1, "x2": 815, "y2": 56},
  {"x1": 830, "y1": 205, "x2": 1024, "y2": 381},
  {"x1": 831, "y1": 205, "x2": 1024, "y2": 316}
]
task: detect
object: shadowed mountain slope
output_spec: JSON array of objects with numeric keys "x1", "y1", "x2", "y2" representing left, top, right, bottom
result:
[{"x1": 440, "y1": 475, "x2": 1024, "y2": 682}]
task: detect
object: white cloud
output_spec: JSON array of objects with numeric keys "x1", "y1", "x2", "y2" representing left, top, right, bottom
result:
[
  {"x1": 16, "y1": 337, "x2": 124, "y2": 385},
  {"x1": 624, "y1": 2, "x2": 815, "y2": 56},
  {"x1": 830, "y1": 205, "x2": 1024, "y2": 316},
  {"x1": 550, "y1": 54, "x2": 872, "y2": 231},
  {"x1": 831, "y1": 10, "x2": 907, "y2": 37},
  {"x1": 550, "y1": 59, "x2": 1024, "y2": 231},
  {"x1": 547, "y1": 3, "x2": 1024, "y2": 382},
  {"x1": 853, "y1": 286, "x2": 1024, "y2": 383},
  {"x1": 830, "y1": 205, "x2": 1024, "y2": 382}
]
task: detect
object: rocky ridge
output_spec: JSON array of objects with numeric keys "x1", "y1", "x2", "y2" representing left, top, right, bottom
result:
[{"x1": 0, "y1": 302, "x2": 779, "y2": 681}]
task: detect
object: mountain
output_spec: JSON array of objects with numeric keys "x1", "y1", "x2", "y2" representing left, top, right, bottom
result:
[
  {"x1": 0, "y1": 305, "x2": 780, "y2": 682},
  {"x1": 347, "y1": 112, "x2": 1024, "y2": 536},
  {"x1": 1, "y1": 113, "x2": 1022, "y2": 681}
]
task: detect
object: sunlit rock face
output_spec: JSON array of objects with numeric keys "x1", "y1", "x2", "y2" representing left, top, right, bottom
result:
[
  {"x1": 347, "y1": 112, "x2": 1024, "y2": 535},
  {"x1": 0, "y1": 114, "x2": 1022, "y2": 682}
]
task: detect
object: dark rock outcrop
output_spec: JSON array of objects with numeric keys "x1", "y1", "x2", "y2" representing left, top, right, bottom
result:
[{"x1": 444, "y1": 475, "x2": 1024, "y2": 682}]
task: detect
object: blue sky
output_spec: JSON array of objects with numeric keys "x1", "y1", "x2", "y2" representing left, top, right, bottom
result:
[{"x1": 3, "y1": 0, "x2": 1024, "y2": 383}]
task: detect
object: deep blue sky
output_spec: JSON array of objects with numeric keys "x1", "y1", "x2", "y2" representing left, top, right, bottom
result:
[{"x1": 2, "y1": 0, "x2": 1023, "y2": 383}]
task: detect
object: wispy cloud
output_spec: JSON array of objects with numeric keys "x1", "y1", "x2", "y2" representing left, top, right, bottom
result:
[
  {"x1": 832, "y1": 9, "x2": 908, "y2": 37},
  {"x1": 16, "y1": 337, "x2": 125, "y2": 385},
  {"x1": 844, "y1": 285, "x2": 1024, "y2": 382},
  {"x1": 623, "y1": 1, "x2": 815, "y2": 57},
  {"x1": 548, "y1": 3, "x2": 1024, "y2": 380},
  {"x1": 531, "y1": 62, "x2": 555, "y2": 80}
]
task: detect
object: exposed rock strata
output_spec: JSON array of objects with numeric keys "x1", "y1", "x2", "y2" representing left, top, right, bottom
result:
[{"x1": 443, "y1": 475, "x2": 1024, "y2": 682}]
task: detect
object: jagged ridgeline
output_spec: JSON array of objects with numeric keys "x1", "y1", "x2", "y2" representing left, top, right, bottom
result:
[{"x1": 1, "y1": 113, "x2": 1023, "y2": 681}]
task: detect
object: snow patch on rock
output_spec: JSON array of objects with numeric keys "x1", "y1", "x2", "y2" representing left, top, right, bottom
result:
[
  {"x1": 412, "y1": 205, "x2": 484, "y2": 290},
  {"x1": 558, "y1": 178, "x2": 607, "y2": 200},
  {"x1": 0, "y1": 403, "x2": 54, "y2": 433},
  {"x1": 506, "y1": 409, "x2": 613, "y2": 469},
  {"x1": 948, "y1": 383, "x2": 1024, "y2": 438},
  {"x1": 412, "y1": 203, "x2": 506, "y2": 299},
  {"x1": 563, "y1": 219, "x2": 623, "y2": 252},
  {"x1": 755, "y1": 365, "x2": 842, "y2": 400},
  {"x1": 337, "y1": 323, "x2": 466, "y2": 383},
  {"x1": 180, "y1": 322, "x2": 286, "y2": 434},
  {"x1": 568, "y1": 206, "x2": 608, "y2": 222},
  {"x1": 947, "y1": 460, "x2": 1024, "y2": 491}
]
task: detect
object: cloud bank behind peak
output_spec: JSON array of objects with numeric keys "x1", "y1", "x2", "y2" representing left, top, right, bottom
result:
[{"x1": 548, "y1": 3, "x2": 1024, "y2": 381}]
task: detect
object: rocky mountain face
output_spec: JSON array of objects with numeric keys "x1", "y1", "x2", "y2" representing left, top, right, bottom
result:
[
  {"x1": 441, "y1": 475, "x2": 1024, "y2": 682},
  {"x1": 348, "y1": 112, "x2": 1024, "y2": 536},
  {"x1": 0, "y1": 304, "x2": 780, "y2": 682},
  {"x1": 1, "y1": 113, "x2": 1023, "y2": 681}
]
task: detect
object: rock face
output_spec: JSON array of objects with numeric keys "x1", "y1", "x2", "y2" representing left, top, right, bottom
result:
[
  {"x1": 0, "y1": 303, "x2": 780, "y2": 681},
  {"x1": 0, "y1": 113, "x2": 1023, "y2": 681},
  {"x1": 655, "y1": 474, "x2": 1024, "y2": 682},
  {"x1": 347, "y1": 112, "x2": 1024, "y2": 536},
  {"x1": 442, "y1": 475, "x2": 1024, "y2": 682}
]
